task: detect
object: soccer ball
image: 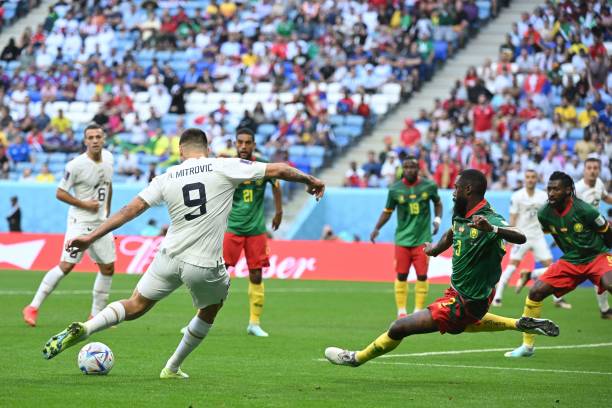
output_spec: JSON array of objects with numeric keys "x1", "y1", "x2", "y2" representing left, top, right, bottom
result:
[{"x1": 77, "y1": 342, "x2": 114, "y2": 375}]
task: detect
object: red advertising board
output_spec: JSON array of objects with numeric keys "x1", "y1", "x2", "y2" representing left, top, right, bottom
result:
[{"x1": 0, "y1": 233, "x2": 534, "y2": 283}]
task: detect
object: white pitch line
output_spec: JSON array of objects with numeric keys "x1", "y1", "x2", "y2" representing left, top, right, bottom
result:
[
  {"x1": 372, "y1": 361, "x2": 612, "y2": 376},
  {"x1": 0, "y1": 287, "x2": 391, "y2": 296},
  {"x1": 382, "y1": 342, "x2": 612, "y2": 358}
]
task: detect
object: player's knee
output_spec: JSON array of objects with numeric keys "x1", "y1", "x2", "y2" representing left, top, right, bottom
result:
[
  {"x1": 249, "y1": 270, "x2": 262, "y2": 284},
  {"x1": 59, "y1": 262, "x2": 75, "y2": 274},
  {"x1": 416, "y1": 275, "x2": 427, "y2": 282},
  {"x1": 396, "y1": 273, "x2": 408, "y2": 282},
  {"x1": 198, "y1": 303, "x2": 222, "y2": 324},
  {"x1": 99, "y1": 263, "x2": 114, "y2": 276},
  {"x1": 388, "y1": 319, "x2": 409, "y2": 339},
  {"x1": 528, "y1": 286, "x2": 546, "y2": 302}
]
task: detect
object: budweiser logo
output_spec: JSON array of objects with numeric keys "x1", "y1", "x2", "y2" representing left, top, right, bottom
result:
[{"x1": 229, "y1": 255, "x2": 317, "y2": 279}]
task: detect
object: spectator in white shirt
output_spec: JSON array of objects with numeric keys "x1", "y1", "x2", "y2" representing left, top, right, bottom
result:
[
  {"x1": 526, "y1": 109, "x2": 554, "y2": 138},
  {"x1": 117, "y1": 148, "x2": 139, "y2": 176}
]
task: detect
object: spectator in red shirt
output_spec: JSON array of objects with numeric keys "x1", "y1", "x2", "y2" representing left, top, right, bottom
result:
[
  {"x1": 400, "y1": 118, "x2": 420, "y2": 147},
  {"x1": 356, "y1": 94, "x2": 371, "y2": 118},
  {"x1": 434, "y1": 153, "x2": 459, "y2": 188},
  {"x1": 344, "y1": 161, "x2": 366, "y2": 187},
  {"x1": 471, "y1": 94, "x2": 495, "y2": 142},
  {"x1": 518, "y1": 98, "x2": 539, "y2": 121}
]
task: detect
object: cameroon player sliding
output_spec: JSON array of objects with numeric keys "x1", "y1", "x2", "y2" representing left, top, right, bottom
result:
[
  {"x1": 325, "y1": 170, "x2": 559, "y2": 367},
  {"x1": 224, "y1": 128, "x2": 283, "y2": 337},
  {"x1": 506, "y1": 171, "x2": 612, "y2": 358},
  {"x1": 370, "y1": 156, "x2": 442, "y2": 317}
]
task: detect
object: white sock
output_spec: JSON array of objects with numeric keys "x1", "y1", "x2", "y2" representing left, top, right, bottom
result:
[
  {"x1": 494, "y1": 264, "x2": 516, "y2": 301},
  {"x1": 91, "y1": 273, "x2": 113, "y2": 316},
  {"x1": 30, "y1": 266, "x2": 66, "y2": 309},
  {"x1": 84, "y1": 301, "x2": 126, "y2": 335},
  {"x1": 552, "y1": 295, "x2": 562, "y2": 302},
  {"x1": 165, "y1": 315, "x2": 212, "y2": 372},
  {"x1": 595, "y1": 288, "x2": 609, "y2": 312},
  {"x1": 531, "y1": 267, "x2": 548, "y2": 279}
]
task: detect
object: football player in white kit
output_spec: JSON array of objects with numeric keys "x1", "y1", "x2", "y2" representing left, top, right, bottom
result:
[
  {"x1": 23, "y1": 124, "x2": 116, "y2": 327},
  {"x1": 493, "y1": 170, "x2": 571, "y2": 308},
  {"x1": 575, "y1": 158, "x2": 612, "y2": 319},
  {"x1": 41, "y1": 128, "x2": 325, "y2": 379}
]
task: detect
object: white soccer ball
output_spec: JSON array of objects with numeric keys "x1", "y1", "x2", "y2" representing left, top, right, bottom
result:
[{"x1": 77, "y1": 342, "x2": 114, "y2": 375}]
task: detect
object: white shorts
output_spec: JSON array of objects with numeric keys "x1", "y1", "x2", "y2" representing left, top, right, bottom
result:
[
  {"x1": 510, "y1": 235, "x2": 552, "y2": 262},
  {"x1": 136, "y1": 250, "x2": 230, "y2": 309},
  {"x1": 61, "y1": 219, "x2": 116, "y2": 265}
]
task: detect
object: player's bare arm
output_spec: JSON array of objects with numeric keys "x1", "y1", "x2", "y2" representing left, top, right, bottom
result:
[
  {"x1": 265, "y1": 163, "x2": 325, "y2": 200},
  {"x1": 603, "y1": 192, "x2": 612, "y2": 205},
  {"x1": 508, "y1": 212, "x2": 518, "y2": 227},
  {"x1": 600, "y1": 222, "x2": 612, "y2": 248},
  {"x1": 271, "y1": 180, "x2": 283, "y2": 231},
  {"x1": 370, "y1": 210, "x2": 392, "y2": 243},
  {"x1": 424, "y1": 227, "x2": 454, "y2": 257},
  {"x1": 66, "y1": 196, "x2": 150, "y2": 253},
  {"x1": 468, "y1": 215, "x2": 526, "y2": 244},
  {"x1": 432, "y1": 198, "x2": 442, "y2": 235},
  {"x1": 106, "y1": 184, "x2": 113, "y2": 218},
  {"x1": 56, "y1": 187, "x2": 99, "y2": 213}
]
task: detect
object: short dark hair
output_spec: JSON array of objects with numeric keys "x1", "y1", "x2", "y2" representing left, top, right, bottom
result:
[
  {"x1": 458, "y1": 169, "x2": 487, "y2": 196},
  {"x1": 585, "y1": 157, "x2": 601, "y2": 166},
  {"x1": 549, "y1": 171, "x2": 576, "y2": 197},
  {"x1": 179, "y1": 128, "x2": 208, "y2": 149},
  {"x1": 84, "y1": 123, "x2": 104, "y2": 135},
  {"x1": 236, "y1": 127, "x2": 255, "y2": 141},
  {"x1": 403, "y1": 155, "x2": 418, "y2": 164}
]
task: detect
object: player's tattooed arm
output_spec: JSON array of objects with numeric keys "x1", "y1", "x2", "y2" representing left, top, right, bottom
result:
[
  {"x1": 424, "y1": 227, "x2": 454, "y2": 257},
  {"x1": 468, "y1": 215, "x2": 526, "y2": 244},
  {"x1": 265, "y1": 163, "x2": 325, "y2": 200},
  {"x1": 56, "y1": 188, "x2": 99, "y2": 213}
]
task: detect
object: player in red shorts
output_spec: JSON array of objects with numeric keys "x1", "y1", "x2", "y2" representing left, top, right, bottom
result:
[
  {"x1": 224, "y1": 128, "x2": 283, "y2": 337},
  {"x1": 325, "y1": 170, "x2": 559, "y2": 367},
  {"x1": 370, "y1": 156, "x2": 442, "y2": 318},
  {"x1": 506, "y1": 171, "x2": 612, "y2": 357}
]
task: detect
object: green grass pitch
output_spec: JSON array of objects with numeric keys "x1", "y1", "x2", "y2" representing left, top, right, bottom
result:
[{"x1": 1, "y1": 270, "x2": 610, "y2": 407}]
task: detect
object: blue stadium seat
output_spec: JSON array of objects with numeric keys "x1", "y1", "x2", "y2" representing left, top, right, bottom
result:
[
  {"x1": 48, "y1": 152, "x2": 68, "y2": 164},
  {"x1": 257, "y1": 123, "x2": 276, "y2": 137},
  {"x1": 568, "y1": 128, "x2": 583, "y2": 140},
  {"x1": 335, "y1": 134, "x2": 350, "y2": 148},
  {"x1": 329, "y1": 115, "x2": 345, "y2": 127},
  {"x1": 305, "y1": 145, "x2": 325, "y2": 159},
  {"x1": 292, "y1": 156, "x2": 311, "y2": 174},
  {"x1": 309, "y1": 156, "x2": 324, "y2": 170},
  {"x1": 345, "y1": 115, "x2": 365, "y2": 128},
  {"x1": 288, "y1": 145, "x2": 306, "y2": 157}
]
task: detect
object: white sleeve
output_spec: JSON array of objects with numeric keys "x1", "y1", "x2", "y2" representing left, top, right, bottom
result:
[
  {"x1": 509, "y1": 193, "x2": 519, "y2": 215},
  {"x1": 57, "y1": 161, "x2": 76, "y2": 192},
  {"x1": 138, "y1": 176, "x2": 164, "y2": 206},
  {"x1": 221, "y1": 158, "x2": 267, "y2": 185}
]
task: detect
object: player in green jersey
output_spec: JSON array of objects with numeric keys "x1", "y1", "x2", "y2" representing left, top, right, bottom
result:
[
  {"x1": 325, "y1": 170, "x2": 559, "y2": 367},
  {"x1": 370, "y1": 156, "x2": 442, "y2": 317},
  {"x1": 224, "y1": 128, "x2": 283, "y2": 337},
  {"x1": 505, "y1": 171, "x2": 612, "y2": 358}
]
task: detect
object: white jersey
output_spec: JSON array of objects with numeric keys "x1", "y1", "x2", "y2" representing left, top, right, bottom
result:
[
  {"x1": 575, "y1": 178, "x2": 607, "y2": 208},
  {"x1": 509, "y1": 188, "x2": 548, "y2": 239},
  {"x1": 138, "y1": 157, "x2": 267, "y2": 267},
  {"x1": 58, "y1": 150, "x2": 114, "y2": 224}
]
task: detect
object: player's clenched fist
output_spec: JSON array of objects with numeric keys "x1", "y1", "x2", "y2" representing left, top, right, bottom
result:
[{"x1": 468, "y1": 215, "x2": 493, "y2": 232}]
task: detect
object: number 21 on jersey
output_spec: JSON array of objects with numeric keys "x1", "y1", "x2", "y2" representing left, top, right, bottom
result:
[{"x1": 243, "y1": 189, "x2": 253, "y2": 203}]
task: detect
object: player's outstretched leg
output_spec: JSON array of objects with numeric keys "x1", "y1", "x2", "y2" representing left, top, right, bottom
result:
[
  {"x1": 23, "y1": 263, "x2": 73, "y2": 327},
  {"x1": 162, "y1": 303, "x2": 221, "y2": 379},
  {"x1": 42, "y1": 292, "x2": 155, "y2": 360},
  {"x1": 464, "y1": 313, "x2": 559, "y2": 337},
  {"x1": 325, "y1": 310, "x2": 437, "y2": 367}
]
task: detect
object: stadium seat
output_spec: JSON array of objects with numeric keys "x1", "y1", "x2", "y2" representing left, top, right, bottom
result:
[
  {"x1": 568, "y1": 128, "x2": 584, "y2": 140},
  {"x1": 257, "y1": 123, "x2": 276, "y2": 137},
  {"x1": 329, "y1": 115, "x2": 345, "y2": 127},
  {"x1": 434, "y1": 41, "x2": 449, "y2": 63},
  {"x1": 288, "y1": 145, "x2": 306, "y2": 157},
  {"x1": 345, "y1": 115, "x2": 365, "y2": 128}
]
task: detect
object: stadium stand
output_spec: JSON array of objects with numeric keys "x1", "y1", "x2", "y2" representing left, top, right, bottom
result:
[
  {"x1": 0, "y1": 0, "x2": 505, "y2": 184},
  {"x1": 349, "y1": 0, "x2": 611, "y2": 190},
  {"x1": 0, "y1": 0, "x2": 41, "y2": 32}
]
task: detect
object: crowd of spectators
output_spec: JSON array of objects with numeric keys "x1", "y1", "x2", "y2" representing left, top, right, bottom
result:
[
  {"x1": 348, "y1": 0, "x2": 611, "y2": 191},
  {"x1": 0, "y1": 0, "x2": 499, "y2": 182}
]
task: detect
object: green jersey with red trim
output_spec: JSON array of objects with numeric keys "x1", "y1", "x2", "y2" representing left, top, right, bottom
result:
[
  {"x1": 537, "y1": 198, "x2": 609, "y2": 264},
  {"x1": 227, "y1": 157, "x2": 275, "y2": 236},
  {"x1": 451, "y1": 200, "x2": 508, "y2": 300},
  {"x1": 385, "y1": 178, "x2": 440, "y2": 247}
]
